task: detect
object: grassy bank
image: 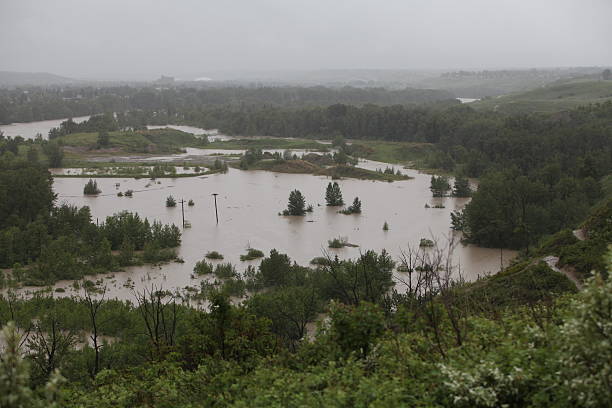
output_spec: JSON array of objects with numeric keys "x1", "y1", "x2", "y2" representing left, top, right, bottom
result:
[
  {"x1": 58, "y1": 128, "x2": 207, "y2": 155},
  {"x1": 234, "y1": 158, "x2": 412, "y2": 181},
  {"x1": 206, "y1": 137, "x2": 329, "y2": 150}
]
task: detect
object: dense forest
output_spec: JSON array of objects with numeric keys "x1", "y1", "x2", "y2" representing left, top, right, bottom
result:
[
  {"x1": 160, "y1": 101, "x2": 611, "y2": 249},
  {"x1": 0, "y1": 85, "x2": 455, "y2": 124}
]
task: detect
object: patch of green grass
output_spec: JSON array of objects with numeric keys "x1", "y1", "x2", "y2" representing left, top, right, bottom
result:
[
  {"x1": 474, "y1": 79, "x2": 612, "y2": 114},
  {"x1": 351, "y1": 141, "x2": 436, "y2": 167},
  {"x1": 58, "y1": 128, "x2": 206, "y2": 154},
  {"x1": 248, "y1": 159, "x2": 320, "y2": 174},
  {"x1": 318, "y1": 165, "x2": 411, "y2": 182},
  {"x1": 206, "y1": 138, "x2": 328, "y2": 150}
]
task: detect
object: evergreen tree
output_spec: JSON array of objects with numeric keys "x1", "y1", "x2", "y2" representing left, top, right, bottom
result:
[
  {"x1": 83, "y1": 179, "x2": 101, "y2": 195},
  {"x1": 350, "y1": 197, "x2": 362, "y2": 213},
  {"x1": 97, "y1": 130, "x2": 110, "y2": 147},
  {"x1": 284, "y1": 190, "x2": 306, "y2": 216},
  {"x1": 325, "y1": 182, "x2": 344, "y2": 206},
  {"x1": 452, "y1": 176, "x2": 472, "y2": 197},
  {"x1": 450, "y1": 210, "x2": 466, "y2": 231},
  {"x1": 341, "y1": 197, "x2": 362, "y2": 214}
]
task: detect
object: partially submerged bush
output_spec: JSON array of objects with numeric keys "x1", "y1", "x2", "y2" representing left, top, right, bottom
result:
[
  {"x1": 213, "y1": 263, "x2": 237, "y2": 279},
  {"x1": 340, "y1": 197, "x2": 362, "y2": 214},
  {"x1": 328, "y1": 237, "x2": 346, "y2": 248},
  {"x1": 205, "y1": 251, "x2": 224, "y2": 260},
  {"x1": 193, "y1": 260, "x2": 214, "y2": 275},
  {"x1": 419, "y1": 238, "x2": 434, "y2": 247},
  {"x1": 166, "y1": 195, "x2": 176, "y2": 207},
  {"x1": 240, "y1": 248, "x2": 265, "y2": 261}
]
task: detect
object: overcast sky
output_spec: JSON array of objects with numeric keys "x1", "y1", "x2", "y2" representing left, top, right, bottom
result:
[{"x1": 1, "y1": 0, "x2": 611, "y2": 79}]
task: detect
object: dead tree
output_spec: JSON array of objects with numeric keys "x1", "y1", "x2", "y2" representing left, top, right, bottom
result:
[
  {"x1": 27, "y1": 313, "x2": 76, "y2": 380},
  {"x1": 393, "y1": 234, "x2": 470, "y2": 358},
  {"x1": 83, "y1": 284, "x2": 107, "y2": 379},
  {"x1": 133, "y1": 285, "x2": 179, "y2": 360}
]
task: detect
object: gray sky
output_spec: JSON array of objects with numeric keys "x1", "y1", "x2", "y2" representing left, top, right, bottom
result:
[{"x1": 1, "y1": 0, "x2": 611, "y2": 79}]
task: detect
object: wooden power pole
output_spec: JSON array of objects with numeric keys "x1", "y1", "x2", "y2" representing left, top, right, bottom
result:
[
  {"x1": 212, "y1": 193, "x2": 219, "y2": 224},
  {"x1": 179, "y1": 199, "x2": 186, "y2": 228}
]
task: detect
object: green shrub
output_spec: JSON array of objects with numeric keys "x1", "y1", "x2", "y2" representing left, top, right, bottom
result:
[
  {"x1": 419, "y1": 238, "x2": 434, "y2": 247},
  {"x1": 214, "y1": 263, "x2": 237, "y2": 279},
  {"x1": 194, "y1": 260, "x2": 214, "y2": 275},
  {"x1": 205, "y1": 251, "x2": 224, "y2": 260},
  {"x1": 240, "y1": 248, "x2": 265, "y2": 261}
]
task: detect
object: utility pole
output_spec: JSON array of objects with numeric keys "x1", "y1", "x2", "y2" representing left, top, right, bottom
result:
[
  {"x1": 212, "y1": 193, "x2": 219, "y2": 224},
  {"x1": 179, "y1": 199, "x2": 185, "y2": 228}
]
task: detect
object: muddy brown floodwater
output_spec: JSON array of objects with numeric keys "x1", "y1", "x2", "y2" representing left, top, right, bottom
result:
[
  {"x1": 19, "y1": 158, "x2": 518, "y2": 301},
  {"x1": 0, "y1": 116, "x2": 90, "y2": 140}
]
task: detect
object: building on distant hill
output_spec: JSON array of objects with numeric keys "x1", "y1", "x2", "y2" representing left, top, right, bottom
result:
[{"x1": 156, "y1": 75, "x2": 175, "y2": 85}]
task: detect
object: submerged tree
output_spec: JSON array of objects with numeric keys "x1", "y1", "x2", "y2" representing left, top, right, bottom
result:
[
  {"x1": 452, "y1": 176, "x2": 472, "y2": 197},
  {"x1": 282, "y1": 190, "x2": 306, "y2": 216},
  {"x1": 341, "y1": 197, "x2": 362, "y2": 214},
  {"x1": 83, "y1": 179, "x2": 101, "y2": 195},
  {"x1": 166, "y1": 195, "x2": 176, "y2": 207},
  {"x1": 430, "y1": 175, "x2": 450, "y2": 197},
  {"x1": 325, "y1": 182, "x2": 344, "y2": 206}
]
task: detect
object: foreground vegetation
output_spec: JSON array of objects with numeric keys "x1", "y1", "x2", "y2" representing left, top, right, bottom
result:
[{"x1": 0, "y1": 234, "x2": 609, "y2": 406}]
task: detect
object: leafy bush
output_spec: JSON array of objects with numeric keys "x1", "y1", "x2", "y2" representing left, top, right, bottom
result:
[
  {"x1": 193, "y1": 260, "x2": 214, "y2": 275},
  {"x1": 419, "y1": 238, "x2": 434, "y2": 247},
  {"x1": 240, "y1": 248, "x2": 265, "y2": 261},
  {"x1": 328, "y1": 237, "x2": 346, "y2": 248},
  {"x1": 213, "y1": 263, "x2": 237, "y2": 279},
  {"x1": 166, "y1": 195, "x2": 176, "y2": 207}
]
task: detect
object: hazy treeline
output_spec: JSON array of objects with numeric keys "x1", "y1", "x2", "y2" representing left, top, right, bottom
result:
[{"x1": 0, "y1": 85, "x2": 455, "y2": 124}]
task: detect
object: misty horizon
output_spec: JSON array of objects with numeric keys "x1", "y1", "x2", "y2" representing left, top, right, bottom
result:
[{"x1": 1, "y1": 0, "x2": 611, "y2": 81}]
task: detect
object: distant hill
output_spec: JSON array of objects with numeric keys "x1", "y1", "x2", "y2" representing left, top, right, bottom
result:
[
  {"x1": 0, "y1": 71, "x2": 76, "y2": 87},
  {"x1": 417, "y1": 67, "x2": 608, "y2": 98},
  {"x1": 472, "y1": 78, "x2": 612, "y2": 114}
]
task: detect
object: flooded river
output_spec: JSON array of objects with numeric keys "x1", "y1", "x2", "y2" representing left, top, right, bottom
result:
[
  {"x1": 34, "y1": 161, "x2": 517, "y2": 301},
  {"x1": 0, "y1": 116, "x2": 90, "y2": 139},
  {"x1": 5, "y1": 120, "x2": 517, "y2": 301}
]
